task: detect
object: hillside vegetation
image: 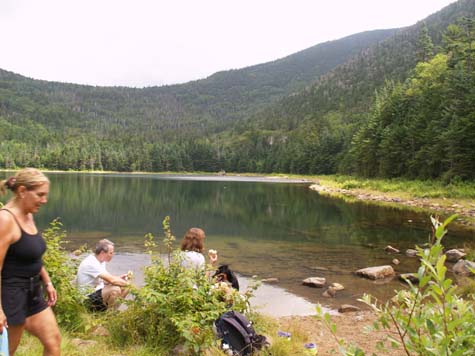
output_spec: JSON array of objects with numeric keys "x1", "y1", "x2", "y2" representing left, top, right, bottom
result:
[{"x1": 0, "y1": 0, "x2": 474, "y2": 180}]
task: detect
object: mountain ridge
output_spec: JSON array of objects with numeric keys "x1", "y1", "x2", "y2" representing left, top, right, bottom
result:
[{"x1": 0, "y1": 0, "x2": 474, "y2": 176}]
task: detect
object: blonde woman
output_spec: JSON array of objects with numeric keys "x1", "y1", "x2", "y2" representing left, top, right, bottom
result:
[{"x1": 0, "y1": 168, "x2": 61, "y2": 355}]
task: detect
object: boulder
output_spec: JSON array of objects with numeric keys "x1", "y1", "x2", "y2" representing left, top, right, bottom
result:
[
  {"x1": 405, "y1": 249, "x2": 418, "y2": 257},
  {"x1": 338, "y1": 304, "x2": 360, "y2": 313},
  {"x1": 445, "y1": 249, "x2": 466, "y2": 263},
  {"x1": 261, "y1": 278, "x2": 279, "y2": 283},
  {"x1": 453, "y1": 260, "x2": 475, "y2": 276},
  {"x1": 384, "y1": 245, "x2": 400, "y2": 254},
  {"x1": 302, "y1": 277, "x2": 326, "y2": 288},
  {"x1": 392, "y1": 258, "x2": 400, "y2": 265},
  {"x1": 330, "y1": 282, "x2": 344, "y2": 291},
  {"x1": 399, "y1": 273, "x2": 419, "y2": 284},
  {"x1": 355, "y1": 265, "x2": 395, "y2": 280},
  {"x1": 322, "y1": 287, "x2": 337, "y2": 298},
  {"x1": 90, "y1": 325, "x2": 110, "y2": 337}
]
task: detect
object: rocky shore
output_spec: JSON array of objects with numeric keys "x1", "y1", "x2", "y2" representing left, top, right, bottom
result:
[{"x1": 309, "y1": 183, "x2": 475, "y2": 229}]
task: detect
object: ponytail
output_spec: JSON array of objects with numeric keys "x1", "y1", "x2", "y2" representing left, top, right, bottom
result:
[{"x1": 0, "y1": 177, "x2": 16, "y2": 196}]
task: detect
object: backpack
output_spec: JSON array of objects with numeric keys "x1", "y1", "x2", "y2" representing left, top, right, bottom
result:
[
  {"x1": 215, "y1": 264, "x2": 240, "y2": 291},
  {"x1": 215, "y1": 311, "x2": 267, "y2": 356}
]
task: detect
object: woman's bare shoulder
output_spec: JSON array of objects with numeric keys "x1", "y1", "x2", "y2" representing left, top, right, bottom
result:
[
  {"x1": 0, "y1": 209, "x2": 14, "y2": 223},
  {"x1": 0, "y1": 210, "x2": 17, "y2": 241}
]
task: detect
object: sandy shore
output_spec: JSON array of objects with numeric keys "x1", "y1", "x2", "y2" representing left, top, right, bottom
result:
[{"x1": 277, "y1": 312, "x2": 406, "y2": 355}]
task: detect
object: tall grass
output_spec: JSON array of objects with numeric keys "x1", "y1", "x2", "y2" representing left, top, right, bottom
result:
[{"x1": 318, "y1": 175, "x2": 475, "y2": 199}]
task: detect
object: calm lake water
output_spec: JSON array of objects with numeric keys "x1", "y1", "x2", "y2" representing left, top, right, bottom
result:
[{"x1": 2, "y1": 172, "x2": 474, "y2": 314}]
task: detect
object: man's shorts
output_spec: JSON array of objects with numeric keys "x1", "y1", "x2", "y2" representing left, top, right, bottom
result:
[
  {"x1": 1, "y1": 275, "x2": 48, "y2": 326},
  {"x1": 86, "y1": 289, "x2": 107, "y2": 312}
]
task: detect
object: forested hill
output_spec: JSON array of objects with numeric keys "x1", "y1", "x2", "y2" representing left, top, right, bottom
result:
[
  {"x1": 223, "y1": 0, "x2": 475, "y2": 179},
  {"x1": 0, "y1": 29, "x2": 395, "y2": 135},
  {"x1": 1, "y1": 0, "x2": 474, "y2": 179},
  {"x1": 143, "y1": 29, "x2": 397, "y2": 127}
]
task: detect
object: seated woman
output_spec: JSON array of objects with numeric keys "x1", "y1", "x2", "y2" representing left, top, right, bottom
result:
[{"x1": 180, "y1": 228, "x2": 217, "y2": 272}]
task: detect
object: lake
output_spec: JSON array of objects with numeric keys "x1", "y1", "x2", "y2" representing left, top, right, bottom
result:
[{"x1": 2, "y1": 172, "x2": 474, "y2": 315}]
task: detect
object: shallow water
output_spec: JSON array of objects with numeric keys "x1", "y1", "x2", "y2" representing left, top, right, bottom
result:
[{"x1": 2, "y1": 172, "x2": 473, "y2": 315}]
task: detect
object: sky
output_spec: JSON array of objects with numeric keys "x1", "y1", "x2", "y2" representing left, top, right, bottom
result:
[{"x1": 1, "y1": 0, "x2": 457, "y2": 88}]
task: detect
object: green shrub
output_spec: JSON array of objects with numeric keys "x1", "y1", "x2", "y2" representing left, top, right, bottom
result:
[
  {"x1": 317, "y1": 214, "x2": 475, "y2": 355},
  {"x1": 107, "y1": 217, "x2": 253, "y2": 355},
  {"x1": 362, "y1": 215, "x2": 475, "y2": 355},
  {"x1": 341, "y1": 180, "x2": 364, "y2": 190},
  {"x1": 42, "y1": 219, "x2": 88, "y2": 331}
]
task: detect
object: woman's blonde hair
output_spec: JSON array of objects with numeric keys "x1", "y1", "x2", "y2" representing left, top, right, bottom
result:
[
  {"x1": 180, "y1": 228, "x2": 205, "y2": 253},
  {"x1": 0, "y1": 168, "x2": 50, "y2": 196}
]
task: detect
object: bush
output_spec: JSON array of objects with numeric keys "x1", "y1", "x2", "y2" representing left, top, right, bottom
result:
[
  {"x1": 107, "y1": 217, "x2": 253, "y2": 355},
  {"x1": 362, "y1": 215, "x2": 475, "y2": 355},
  {"x1": 317, "y1": 214, "x2": 475, "y2": 355},
  {"x1": 42, "y1": 219, "x2": 87, "y2": 331}
]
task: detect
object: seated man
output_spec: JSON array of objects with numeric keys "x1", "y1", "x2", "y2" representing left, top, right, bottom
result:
[{"x1": 77, "y1": 239, "x2": 129, "y2": 311}]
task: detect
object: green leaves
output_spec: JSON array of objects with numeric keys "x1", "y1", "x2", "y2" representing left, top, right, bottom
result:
[
  {"x1": 106, "y1": 216, "x2": 253, "y2": 355},
  {"x1": 309, "y1": 214, "x2": 475, "y2": 356},
  {"x1": 361, "y1": 215, "x2": 475, "y2": 355},
  {"x1": 42, "y1": 219, "x2": 87, "y2": 331}
]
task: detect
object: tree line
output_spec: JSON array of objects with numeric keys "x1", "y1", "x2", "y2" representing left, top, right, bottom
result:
[{"x1": 0, "y1": 13, "x2": 474, "y2": 181}]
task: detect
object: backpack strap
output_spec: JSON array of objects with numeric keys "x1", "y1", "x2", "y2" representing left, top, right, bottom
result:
[
  {"x1": 221, "y1": 316, "x2": 252, "y2": 353},
  {"x1": 222, "y1": 314, "x2": 251, "y2": 343},
  {"x1": 231, "y1": 311, "x2": 254, "y2": 334}
]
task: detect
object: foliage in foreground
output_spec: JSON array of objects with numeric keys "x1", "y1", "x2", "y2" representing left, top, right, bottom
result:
[
  {"x1": 42, "y1": 219, "x2": 88, "y2": 331},
  {"x1": 106, "y1": 216, "x2": 254, "y2": 355},
  {"x1": 317, "y1": 214, "x2": 475, "y2": 355}
]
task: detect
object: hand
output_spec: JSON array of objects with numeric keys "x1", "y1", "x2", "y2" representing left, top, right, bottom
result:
[
  {"x1": 0, "y1": 309, "x2": 7, "y2": 333},
  {"x1": 46, "y1": 284, "x2": 58, "y2": 306},
  {"x1": 208, "y1": 250, "x2": 218, "y2": 265}
]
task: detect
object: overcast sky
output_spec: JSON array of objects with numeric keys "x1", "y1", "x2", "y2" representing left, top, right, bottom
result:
[{"x1": 1, "y1": 0, "x2": 457, "y2": 88}]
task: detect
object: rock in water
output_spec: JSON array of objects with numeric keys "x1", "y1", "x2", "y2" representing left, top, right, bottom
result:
[
  {"x1": 302, "y1": 277, "x2": 326, "y2": 288},
  {"x1": 355, "y1": 265, "x2": 395, "y2": 280}
]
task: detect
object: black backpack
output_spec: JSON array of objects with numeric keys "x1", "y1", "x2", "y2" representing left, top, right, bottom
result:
[{"x1": 215, "y1": 311, "x2": 267, "y2": 356}]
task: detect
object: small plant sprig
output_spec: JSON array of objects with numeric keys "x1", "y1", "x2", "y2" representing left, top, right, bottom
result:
[{"x1": 162, "y1": 215, "x2": 176, "y2": 264}]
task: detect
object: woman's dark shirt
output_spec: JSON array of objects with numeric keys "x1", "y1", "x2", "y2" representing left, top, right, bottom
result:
[{"x1": 1, "y1": 209, "x2": 46, "y2": 279}]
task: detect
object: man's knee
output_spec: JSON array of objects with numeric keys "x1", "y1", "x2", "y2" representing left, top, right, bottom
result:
[
  {"x1": 103, "y1": 285, "x2": 123, "y2": 306},
  {"x1": 110, "y1": 286, "x2": 121, "y2": 297}
]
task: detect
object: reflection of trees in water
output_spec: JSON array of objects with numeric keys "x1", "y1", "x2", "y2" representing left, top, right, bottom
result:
[{"x1": 32, "y1": 174, "x2": 469, "y2": 247}]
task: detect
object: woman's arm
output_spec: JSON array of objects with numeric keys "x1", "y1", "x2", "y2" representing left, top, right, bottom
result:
[
  {"x1": 39, "y1": 266, "x2": 57, "y2": 307},
  {"x1": 0, "y1": 212, "x2": 16, "y2": 332}
]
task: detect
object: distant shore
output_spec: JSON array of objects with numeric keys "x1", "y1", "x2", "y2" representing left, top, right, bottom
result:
[
  {"x1": 2, "y1": 169, "x2": 473, "y2": 229},
  {"x1": 304, "y1": 177, "x2": 475, "y2": 232}
]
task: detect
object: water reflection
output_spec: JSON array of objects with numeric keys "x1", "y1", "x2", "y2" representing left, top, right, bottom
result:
[
  {"x1": 1, "y1": 172, "x2": 473, "y2": 309},
  {"x1": 33, "y1": 173, "x2": 435, "y2": 245}
]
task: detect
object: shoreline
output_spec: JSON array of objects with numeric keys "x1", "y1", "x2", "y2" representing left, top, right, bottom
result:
[
  {"x1": 308, "y1": 181, "x2": 475, "y2": 232},
  {"x1": 3, "y1": 168, "x2": 473, "y2": 230}
]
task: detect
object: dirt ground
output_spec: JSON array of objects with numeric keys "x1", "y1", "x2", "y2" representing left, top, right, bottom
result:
[{"x1": 277, "y1": 311, "x2": 406, "y2": 356}]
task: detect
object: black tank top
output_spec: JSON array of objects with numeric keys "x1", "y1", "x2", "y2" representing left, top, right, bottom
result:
[{"x1": 1, "y1": 209, "x2": 46, "y2": 278}]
